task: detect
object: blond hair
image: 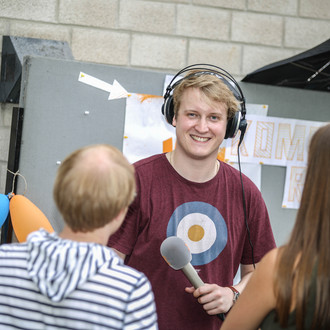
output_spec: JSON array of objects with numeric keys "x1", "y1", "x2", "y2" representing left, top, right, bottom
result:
[
  {"x1": 53, "y1": 144, "x2": 136, "y2": 232},
  {"x1": 173, "y1": 70, "x2": 240, "y2": 119}
]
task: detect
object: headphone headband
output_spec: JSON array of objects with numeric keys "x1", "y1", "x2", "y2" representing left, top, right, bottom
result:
[{"x1": 165, "y1": 64, "x2": 246, "y2": 112}]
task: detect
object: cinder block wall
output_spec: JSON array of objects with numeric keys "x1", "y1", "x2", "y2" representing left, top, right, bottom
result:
[{"x1": 0, "y1": 0, "x2": 330, "y2": 192}]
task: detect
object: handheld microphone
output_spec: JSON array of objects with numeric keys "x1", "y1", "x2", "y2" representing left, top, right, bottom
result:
[{"x1": 160, "y1": 236, "x2": 225, "y2": 321}]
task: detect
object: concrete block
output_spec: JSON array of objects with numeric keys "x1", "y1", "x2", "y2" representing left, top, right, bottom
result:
[
  {"x1": 248, "y1": 0, "x2": 297, "y2": 15},
  {"x1": 153, "y1": 0, "x2": 189, "y2": 3},
  {"x1": 232, "y1": 12, "x2": 283, "y2": 46},
  {"x1": 285, "y1": 17, "x2": 330, "y2": 49},
  {"x1": 119, "y1": 0, "x2": 175, "y2": 34},
  {"x1": 188, "y1": 40, "x2": 241, "y2": 75},
  {"x1": 242, "y1": 45, "x2": 299, "y2": 76},
  {"x1": 9, "y1": 22, "x2": 71, "y2": 44},
  {"x1": 72, "y1": 28, "x2": 130, "y2": 65},
  {"x1": 59, "y1": 0, "x2": 118, "y2": 29},
  {"x1": 0, "y1": 20, "x2": 9, "y2": 46},
  {"x1": 177, "y1": 5, "x2": 230, "y2": 40},
  {"x1": 131, "y1": 34, "x2": 186, "y2": 69},
  {"x1": 300, "y1": 0, "x2": 330, "y2": 19},
  {"x1": 0, "y1": 0, "x2": 57, "y2": 22},
  {"x1": 192, "y1": 0, "x2": 245, "y2": 10}
]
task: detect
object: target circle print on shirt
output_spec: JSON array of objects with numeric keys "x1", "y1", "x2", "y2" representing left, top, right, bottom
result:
[{"x1": 166, "y1": 201, "x2": 228, "y2": 266}]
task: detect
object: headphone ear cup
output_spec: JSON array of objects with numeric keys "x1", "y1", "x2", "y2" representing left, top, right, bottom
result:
[
  {"x1": 225, "y1": 111, "x2": 241, "y2": 139},
  {"x1": 162, "y1": 95, "x2": 175, "y2": 125}
]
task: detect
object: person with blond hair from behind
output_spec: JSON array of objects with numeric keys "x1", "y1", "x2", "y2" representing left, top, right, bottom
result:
[
  {"x1": 222, "y1": 123, "x2": 330, "y2": 330},
  {"x1": 0, "y1": 144, "x2": 158, "y2": 329}
]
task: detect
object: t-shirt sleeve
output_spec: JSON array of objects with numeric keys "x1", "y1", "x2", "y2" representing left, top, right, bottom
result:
[{"x1": 108, "y1": 174, "x2": 142, "y2": 256}]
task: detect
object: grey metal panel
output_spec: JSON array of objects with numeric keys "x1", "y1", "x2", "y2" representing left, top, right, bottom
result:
[
  {"x1": 240, "y1": 82, "x2": 330, "y2": 121},
  {"x1": 16, "y1": 56, "x2": 166, "y2": 231}
]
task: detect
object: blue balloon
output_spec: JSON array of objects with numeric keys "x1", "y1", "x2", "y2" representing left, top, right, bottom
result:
[{"x1": 0, "y1": 194, "x2": 10, "y2": 228}]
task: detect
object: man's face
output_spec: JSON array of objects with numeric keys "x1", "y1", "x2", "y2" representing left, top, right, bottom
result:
[{"x1": 172, "y1": 87, "x2": 228, "y2": 161}]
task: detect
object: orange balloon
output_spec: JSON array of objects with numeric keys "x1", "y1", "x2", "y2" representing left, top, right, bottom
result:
[{"x1": 9, "y1": 195, "x2": 54, "y2": 242}]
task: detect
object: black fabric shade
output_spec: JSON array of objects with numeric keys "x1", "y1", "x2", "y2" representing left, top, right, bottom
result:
[{"x1": 242, "y1": 39, "x2": 330, "y2": 92}]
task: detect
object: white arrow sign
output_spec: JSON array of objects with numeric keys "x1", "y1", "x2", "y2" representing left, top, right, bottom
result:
[{"x1": 78, "y1": 72, "x2": 129, "y2": 100}]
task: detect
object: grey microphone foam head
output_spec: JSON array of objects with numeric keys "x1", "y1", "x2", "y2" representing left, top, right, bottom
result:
[{"x1": 160, "y1": 236, "x2": 192, "y2": 270}]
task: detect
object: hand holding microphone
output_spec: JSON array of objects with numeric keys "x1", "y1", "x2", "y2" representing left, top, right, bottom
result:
[{"x1": 160, "y1": 236, "x2": 225, "y2": 321}]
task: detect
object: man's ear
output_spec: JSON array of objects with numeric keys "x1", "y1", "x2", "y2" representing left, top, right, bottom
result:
[{"x1": 172, "y1": 115, "x2": 177, "y2": 127}]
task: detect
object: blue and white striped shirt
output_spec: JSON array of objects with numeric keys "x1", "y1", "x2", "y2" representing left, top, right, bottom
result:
[{"x1": 0, "y1": 229, "x2": 158, "y2": 329}]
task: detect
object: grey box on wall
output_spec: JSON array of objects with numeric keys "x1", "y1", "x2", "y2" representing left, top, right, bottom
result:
[{"x1": 0, "y1": 36, "x2": 74, "y2": 103}]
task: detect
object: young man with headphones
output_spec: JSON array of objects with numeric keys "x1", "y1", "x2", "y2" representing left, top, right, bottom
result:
[{"x1": 108, "y1": 64, "x2": 276, "y2": 329}]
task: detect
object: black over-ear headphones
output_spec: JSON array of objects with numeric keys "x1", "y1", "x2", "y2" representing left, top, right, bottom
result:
[{"x1": 162, "y1": 64, "x2": 247, "y2": 139}]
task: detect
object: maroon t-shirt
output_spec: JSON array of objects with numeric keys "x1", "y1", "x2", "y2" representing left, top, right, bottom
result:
[{"x1": 109, "y1": 154, "x2": 276, "y2": 329}]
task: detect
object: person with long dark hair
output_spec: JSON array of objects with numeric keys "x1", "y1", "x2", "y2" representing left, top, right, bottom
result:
[{"x1": 222, "y1": 122, "x2": 330, "y2": 330}]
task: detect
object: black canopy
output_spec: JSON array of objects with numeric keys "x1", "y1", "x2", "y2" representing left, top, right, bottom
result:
[{"x1": 242, "y1": 39, "x2": 330, "y2": 92}]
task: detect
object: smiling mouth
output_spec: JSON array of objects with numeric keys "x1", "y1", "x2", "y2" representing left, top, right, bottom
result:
[{"x1": 191, "y1": 135, "x2": 209, "y2": 142}]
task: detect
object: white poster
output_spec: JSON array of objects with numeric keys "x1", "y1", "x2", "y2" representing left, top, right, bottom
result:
[
  {"x1": 282, "y1": 164, "x2": 307, "y2": 209},
  {"x1": 225, "y1": 115, "x2": 324, "y2": 167},
  {"x1": 225, "y1": 116, "x2": 325, "y2": 208},
  {"x1": 123, "y1": 93, "x2": 176, "y2": 164}
]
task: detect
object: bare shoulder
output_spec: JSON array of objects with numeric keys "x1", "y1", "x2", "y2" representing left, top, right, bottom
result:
[
  {"x1": 261, "y1": 248, "x2": 279, "y2": 264},
  {"x1": 221, "y1": 248, "x2": 279, "y2": 329},
  {"x1": 255, "y1": 248, "x2": 280, "y2": 285}
]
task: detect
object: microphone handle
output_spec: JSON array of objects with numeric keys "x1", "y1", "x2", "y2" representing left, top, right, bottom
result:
[
  {"x1": 182, "y1": 263, "x2": 204, "y2": 288},
  {"x1": 181, "y1": 263, "x2": 225, "y2": 321}
]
